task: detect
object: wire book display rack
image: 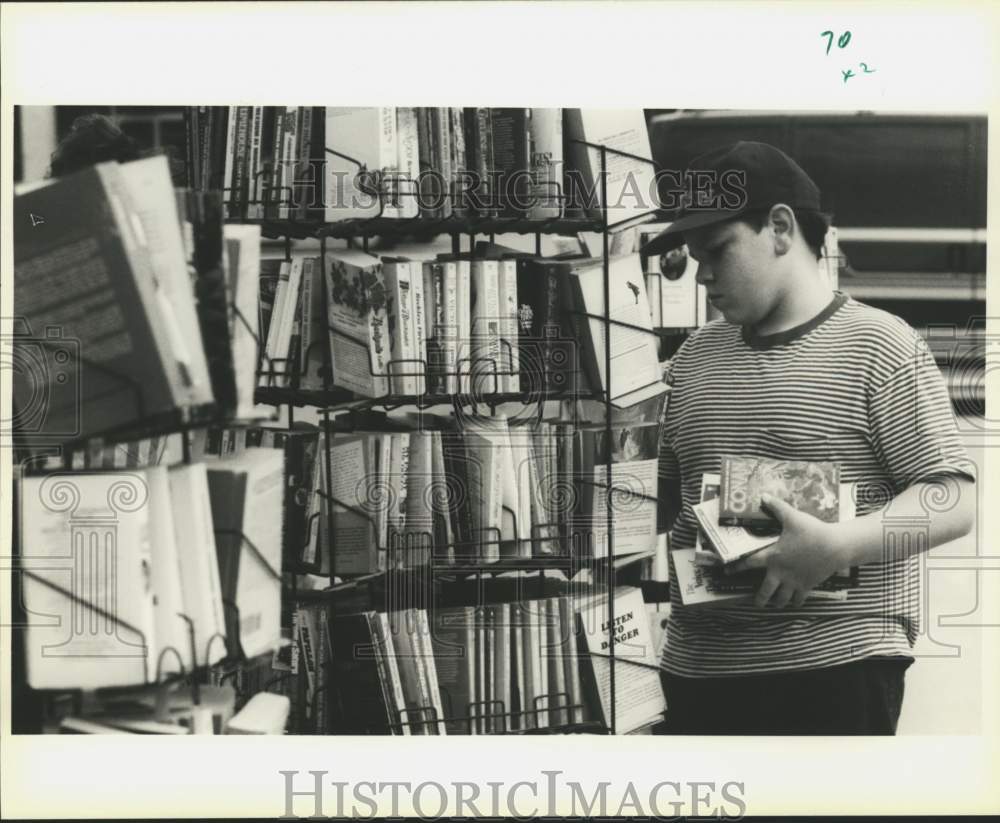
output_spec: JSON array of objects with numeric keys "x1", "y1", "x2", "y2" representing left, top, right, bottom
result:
[{"x1": 11, "y1": 134, "x2": 667, "y2": 736}]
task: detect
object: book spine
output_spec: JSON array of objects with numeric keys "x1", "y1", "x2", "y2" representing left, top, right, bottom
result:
[
  {"x1": 411, "y1": 265, "x2": 427, "y2": 395},
  {"x1": 246, "y1": 106, "x2": 264, "y2": 219},
  {"x1": 294, "y1": 107, "x2": 314, "y2": 220},
  {"x1": 477, "y1": 108, "x2": 494, "y2": 213},
  {"x1": 456, "y1": 258, "x2": 472, "y2": 394},
  {"x1": 223, "y1": 106, "x2": 239, "y2": 217},
  {"x1": 375, "y1": 612, "x2": 411, "y2": 735},
  {"x1": 528, "y1": 108, "x2": 563, "y2": 220},
  {"x1": 396, "y1": 108, "x2": 420, "y2": 219},
  {"x1": 449, "y1": 108, "x2": 467, "y2": 217},
  {"x1": 232, "y1": 106, "x2": 251, "y2": 220},
  {"x1": 442, "y1": 261, "x2": 459, "y2": 395},
  {"x1": 184, "y1": 107, "x2": 199, "y2": 190},
  {"x1": 383, "y1": 260, "x2": 416, "y2": 395},
  {"x1": 498, "y1": 258, "x2": 519, "y2": 393},
  {"x1": 266, "y1": 109, "x2": 285, "y2": 220},
  {"x1": 433, "y1": 108, "x2": 453, "y2": 218},
  {"x1": 415, "y1": 609, "x2": 446, "y2": 735}
]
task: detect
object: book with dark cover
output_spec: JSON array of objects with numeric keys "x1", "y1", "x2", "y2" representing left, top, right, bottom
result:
[
  {"x1": 329, "y1": 612, "x2": 395, "y2": 734},
  {"x1": 718, "y1": 456, "x2": 841, "y2": 531},
  {"x1": 13, "y1": 163, "x2": 189, "y2": 440},
  {"x1": 490, "y1": 108, "x2": 531, "y2": 218},
  {"x1": 516, "y1": 257, "x2": 574, "y2": 396},
  {"x1": 181, "y1": 189, "x2": 239, "y2": 414}
]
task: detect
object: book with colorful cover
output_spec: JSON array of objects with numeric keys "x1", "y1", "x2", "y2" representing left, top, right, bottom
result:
[{"x1": 718, "y1": 456, "x2": 840, "y2": 532}]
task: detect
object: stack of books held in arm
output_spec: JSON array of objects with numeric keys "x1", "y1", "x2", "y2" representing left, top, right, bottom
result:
[{"x1": 672, "y1": 456, "x2": 861, "y2": 606}]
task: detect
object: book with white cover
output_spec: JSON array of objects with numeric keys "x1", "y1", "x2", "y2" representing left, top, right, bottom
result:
[
  {"x1": 563, "y1": 254, "x2": 667, "y2": 408},
  {"x1": 223, "y1": 223, "x2": 262, "y2": 412},
  {"x1": 21, "y1": 472, "x2": 157, "y2": 689},
  {"x1": 564, "y1": 109, "x2": 657, "y2": 227},
  {"x1": 470, "y1": 258, "x2": 502, "y2": 395},
  {"x1": 575, "y1": 586, "x2": 666, "y2": 734},
  {"x1": 118, "y1": 155, "x2": 213, "y2": 407},
  {"x1": 145, "y1": 465, "x2": 193, "y2": 674},
  {"x1": 395, "y1": 108, "x2": 421, "y2": 219},
  {"x1": 324, "y1": 107, "x2": 399, "y2": 221},
  {"x1": 168, "y1": 463, "x2": 227, "y2": 667},
  {"x1": 206, "y1": 448, "x2": 284, "y2": 660},
  {"x1": 382, "y1": 258, "x2": 418, "y2": 395}
]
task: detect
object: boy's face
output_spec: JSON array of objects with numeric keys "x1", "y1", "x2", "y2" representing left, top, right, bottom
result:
[{"x1": 686, "y1": 217, "x2": 782, "y2": 327}]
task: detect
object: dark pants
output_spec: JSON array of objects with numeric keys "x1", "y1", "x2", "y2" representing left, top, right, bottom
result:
[{"x1": 659, "y1": 656, "x2": 913, "y2": 735}]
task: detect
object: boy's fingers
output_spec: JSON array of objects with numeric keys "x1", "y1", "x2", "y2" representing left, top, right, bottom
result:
[{"x1": 754, "y1": 574, "x2": 781, "y2": 608}]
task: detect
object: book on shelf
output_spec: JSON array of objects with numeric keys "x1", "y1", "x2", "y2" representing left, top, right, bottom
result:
[
  {"x1": 206, "y1": 447, "x2": 285, "y2": 661},
  {"x1": 382, "y1": 257, "x2": 420, "y2": 395},
  {"x1": 574, "y1": 586, "x2": 666, "y2": 734},
  {"x1": 528, "y1": 108, "x2": 564, "y2": 220},
  {"x1": 20, "y1": 471, "x2": 158, "y2": 690},
  {"x1": 639, "y1": 229, "x2": 703, "y2": 329},
  {"x1": 561, "y1": 253, "x2": 667, "y2": 408},
  {"x1": 13, "y1": 161, "x2": 203, "y2": 440},
  {"x1": 395, "y1": 108, "x2": 421, "y2": 219},
  {"x1": 245, "y1": 426, "x2": 322, "y2": 571},
  {"x1": 573, "y1": 416, "x2": 662, "y2": 558},
  {"x1": 323, "y1": 248, "x2": 391, "y2": 397},
  {"x1": 429, "y1": 606, "x2": 478, "y2": 734},
  {"x1": 324, "y1": 107, "x2": 399, "y2": 221},
  {"x1": 490, "y1": 108, "x2": 532, "y2": 218},
  {"x1": 223, "y1": 223, "x2": 263, "y2": 414},
  {"x1": 469, "y1": 257, "x2": 504, "y2": 395},
  {"x1": 146, "y1": 466, "x2": 195, "y2": 675},
  {"x1": 169, "y1": 462, "x2": 229, "y2": 668},
  {"x1": 563, "y1": 109, "x2": 657, "y2": 226},
  {"x1": 179, "y1": 188, "x2": 240, "y2": 415}
]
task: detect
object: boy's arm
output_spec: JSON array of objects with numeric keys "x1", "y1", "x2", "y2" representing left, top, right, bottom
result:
[{"x1": 727, "y1": 475, "x2": 976, "y2": 608}]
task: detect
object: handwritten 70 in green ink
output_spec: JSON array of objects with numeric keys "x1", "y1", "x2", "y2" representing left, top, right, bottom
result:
[{"x1": 821, "y1": 30, "x2": 852, "y2": 54}]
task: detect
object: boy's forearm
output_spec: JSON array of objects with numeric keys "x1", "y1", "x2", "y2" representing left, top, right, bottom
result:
[{"x1": 830, "y1": 477, "x2": 976, "y2": 568}]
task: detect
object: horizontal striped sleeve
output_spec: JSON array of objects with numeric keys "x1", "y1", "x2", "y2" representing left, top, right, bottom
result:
[{"x1": 867, "y1": 333, "x2": 976, "y2": 492}]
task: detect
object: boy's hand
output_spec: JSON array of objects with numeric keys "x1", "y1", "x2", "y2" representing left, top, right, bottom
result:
[{"x1": 724, "y1": 494, "x2": 848, "y2": 608}]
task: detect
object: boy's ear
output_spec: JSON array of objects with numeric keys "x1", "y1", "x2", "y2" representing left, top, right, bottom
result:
[{"x1": 768, "y1": 204, "x2": 795, "y2": 255}]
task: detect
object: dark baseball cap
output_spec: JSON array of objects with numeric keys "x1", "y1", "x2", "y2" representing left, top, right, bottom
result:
[{"x1": 640, "y1": 141, "x2": 822, "y2": 256}]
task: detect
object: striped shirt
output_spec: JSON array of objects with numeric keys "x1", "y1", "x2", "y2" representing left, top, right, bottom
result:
[{"x1": 660, "y1": 292, "x2": 974, "y2": 677}]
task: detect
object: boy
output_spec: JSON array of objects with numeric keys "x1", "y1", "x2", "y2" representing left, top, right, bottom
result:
[{"x1": 643, "y1": 141, "x2": 976, "y2": 734}]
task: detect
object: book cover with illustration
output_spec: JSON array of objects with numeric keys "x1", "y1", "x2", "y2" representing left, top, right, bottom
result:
[{"x1": 718, "y1": 456, "x2": 840, "y2": 532}]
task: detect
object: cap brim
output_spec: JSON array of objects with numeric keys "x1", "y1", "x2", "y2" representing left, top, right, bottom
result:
[{"x1": 639, "y1": 208, "x2": 746, "y2": 256}]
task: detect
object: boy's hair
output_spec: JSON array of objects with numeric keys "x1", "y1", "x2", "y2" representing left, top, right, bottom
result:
[
  {"x1": 739, "y1": 207, "x2": 831, "y2": 260},
  {"x1": 48, "y1": 114, "x2": 141, "y2": 178}
]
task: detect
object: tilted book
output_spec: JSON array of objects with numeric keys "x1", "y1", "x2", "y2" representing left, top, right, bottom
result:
[
  {"x1": 563, "y1": 109, "x2": 656, "y2": 227},
  {"x1": 13, "y1": 163, "x2": 193, "y2": 440},
  {"x1": 206, "y1": 448, "x2": 284, "y2": 661},
  {"x1": 561, "y1": 253, "x2": 666, "y2": 408},
  {"x1": 323, "y1": 248, "x2": 390, "y2": 397}
]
